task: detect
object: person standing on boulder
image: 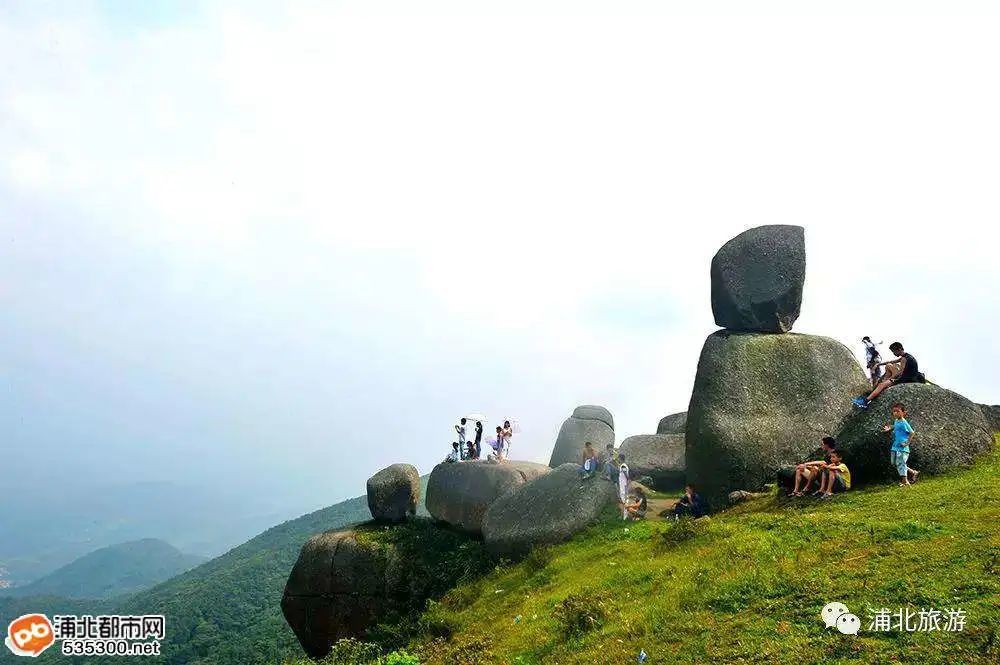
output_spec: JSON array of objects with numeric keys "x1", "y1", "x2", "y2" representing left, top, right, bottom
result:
[
  {"x1": 473, "y1": 421, "x2": 484, "y2": 459},
  {"x1": 862, "y1": 336, "x2": 883, "y2": 389},
  {"x1": 500, "y1": 420, "x2": 513, "y2": 461},
  {"x1": 455, "y1": 418, "x2": 468, "y2": 460},
  {"x1": 853, "y1": 342, "x2": 925, "y2": 408},
  {"x1": 883, "y1": 402, "x2": 919, "y2": 486}
]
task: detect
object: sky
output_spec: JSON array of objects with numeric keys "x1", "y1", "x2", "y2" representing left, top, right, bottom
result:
[{"x1": 2, "y1": 0, "x2": 999, "y2": 512}]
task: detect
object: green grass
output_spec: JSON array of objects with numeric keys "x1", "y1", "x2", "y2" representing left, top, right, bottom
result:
[{"x1": 405, "y1": 436, "x2": 1000, "y2": 664}]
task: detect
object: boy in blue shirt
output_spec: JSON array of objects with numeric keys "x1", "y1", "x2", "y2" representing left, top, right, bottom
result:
[{"x1": 883, "y1": 402, "x2": 919, "y2": 486}]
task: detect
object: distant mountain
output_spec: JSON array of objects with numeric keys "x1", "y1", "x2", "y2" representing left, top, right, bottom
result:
[
  {"x1": 0, "y1": 480, "x2": 325, "y2": 587},
  {"x1": 0, "y1": 478, "x2": 428, "y2": 665},
  {"x1": 0, "y1": 539, "x2": 205, "y2": 600}
]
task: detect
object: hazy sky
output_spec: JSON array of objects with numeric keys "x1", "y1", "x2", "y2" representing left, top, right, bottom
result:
[{"x1": 3, "y1": 0, "x2": 998, "y2": 509}]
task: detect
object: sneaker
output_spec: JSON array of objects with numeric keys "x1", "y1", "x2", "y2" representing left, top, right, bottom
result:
[{"x1": 852, "y1": 397, "x2": 869, "y2": 409}]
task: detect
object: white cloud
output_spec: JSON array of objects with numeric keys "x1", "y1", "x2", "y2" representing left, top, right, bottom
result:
[{"x1": 1, "y1": 1, "x2": 998, "y2": 505}]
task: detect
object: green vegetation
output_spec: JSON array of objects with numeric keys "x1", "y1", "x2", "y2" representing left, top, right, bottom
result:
[
  {"x1": 0, "y1": 539, "x2": 204, "y2": 600},
  {"x1": 402, "y1": 437, "x2": 1000, "y2": 664}
]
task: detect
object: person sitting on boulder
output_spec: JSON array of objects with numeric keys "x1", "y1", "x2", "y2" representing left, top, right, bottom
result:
[
  {"x1": 854, "y1": 342, "x2": 925, "y2": 408},
  {"x1": 673, "y1": 484, "x2": 705, "y2": 518},
  {"x1": 862, "y1": 336, "x2": 883, "y2": 389},
  {"x1": 445, "y1": 441, "x2": 461, "y2": 463},
  {"x1": 789, "y1": 436, "x2": 838, "y2": 497},
  {"x1": 883, "y1": 402, "x2": 919, "y2": 486},
  {"x1": 618, "y1": 455, "x2": 631, "y2": 520},
  {"x1": 624, "y1": 488, "x2": 648, "y2": 520},
  {"x1": 815, "y1": 450, "x2": 851, "y2": 498},
  {"x1": 578, "y1": 441, "x2": 599, "y2": 479},
  {"x1": 466, "y1": 439, "x2": 477, "y2": 460}
]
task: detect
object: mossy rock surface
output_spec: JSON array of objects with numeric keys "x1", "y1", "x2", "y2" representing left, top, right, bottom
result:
[
  {"x1": 686, "y1": 330, "x2": 868, "y2": 510},
  {"x1": 656, "y1": 411, "x2": 687, "y2": 435},
  {"x1": 367, "y1": 463, "x2": 420, "y2": 522},
  {"x1": 838, "y1": 383, "x2": 993, "y2": 483},
  {"x1": 425, "y1": 460, "x2": 549, "y2": 533}
]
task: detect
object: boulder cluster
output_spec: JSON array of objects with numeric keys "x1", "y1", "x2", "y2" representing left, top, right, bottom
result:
[{"x1": 282, "y1": 225, "x2": 998, "y2": 659}]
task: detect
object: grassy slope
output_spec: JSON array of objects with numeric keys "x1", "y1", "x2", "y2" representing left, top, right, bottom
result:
[{"x1": 412, "y1": 437, "x2": 1000, "y2": 664}]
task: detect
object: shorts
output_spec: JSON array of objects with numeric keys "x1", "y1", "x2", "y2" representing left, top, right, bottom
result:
[
  {"x1": 893, "y1": 375, "x2": 920, "y2": 385},
  {"x1": 830, "y1": 474, "x2": 848, "y2": 493},
  {"x1": 891, "y1": 450, "x2": 909, "y2": 477}
]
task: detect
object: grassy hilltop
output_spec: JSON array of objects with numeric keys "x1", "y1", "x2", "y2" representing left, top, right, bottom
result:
[{"x1": 294, "y1": 436, "x2": 1000, "y2": 665}]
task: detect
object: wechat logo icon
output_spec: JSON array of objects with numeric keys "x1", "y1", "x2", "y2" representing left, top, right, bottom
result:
[{"x1": 822, "y1": 602, "x2": 860, "y2": 635}]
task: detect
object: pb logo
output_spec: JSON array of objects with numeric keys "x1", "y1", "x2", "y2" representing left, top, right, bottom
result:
[{"x1": 5, "y1": 613, "x2": 55, "y2": 657}]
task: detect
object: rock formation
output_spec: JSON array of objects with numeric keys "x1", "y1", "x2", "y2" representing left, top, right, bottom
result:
[
  {"x1": 979, "y1": 404, "x2": 1000, "y2": 433},
  {"x1": 366, "y1": 463, "x2": 420, "y2": 522},
  {"x1": 837, "y1": 384, "x2": 993, "y2": 483},
  {"x1": 549, "y1": 406, "x2": 615, "y2": 467},
  {"x1": 482, "y1": 464, "x2": 617, "y2": 556},
  {"x1": 425, "y1": 460, "x2": 549, "y2": 533},
  {"x1": 686, "y1": 330, "x2": 868, "y2": 510},
  {"x1": 656, "y1": 411, "x2": 687, "y2": 435},
  {"x1": 710, "y1": 224, "x2": 805, "y2": 333},
  {"x1": 619, "y1": 434, "x2": 685, "y2": 489}
]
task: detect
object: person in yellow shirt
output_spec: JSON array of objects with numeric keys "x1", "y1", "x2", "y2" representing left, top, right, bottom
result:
[{"x1": 817, "y1": 451, "x2": 851, "y2": 499}]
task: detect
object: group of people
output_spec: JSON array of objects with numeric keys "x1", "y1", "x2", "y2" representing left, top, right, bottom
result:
[
  {"x1": 445, "y1": 417, "x2": 514, "y2": 463},
  {"x1": 577, "y1": 441, "x2": 705, "y2": 521},
  {"x1": 790, "y1": 400, "x2": 919, "y2": 499},
  {"x1": 854, "y1": 338, "x2": 926, "y2": 409}
]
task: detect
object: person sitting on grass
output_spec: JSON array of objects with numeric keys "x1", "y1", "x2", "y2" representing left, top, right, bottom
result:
[
  {"x1": 815, "y1": 450, "x2": 851, "y2": 498},
  {"x1": 790, "y1": 436, "x2": 838, "y2": 497},
  {"x1": 624, "y1": 488, "x2": 648, "y2": 520},
  {"x1": 578, "y1": 441, "x2": 599, "y2": 479},
  {"x1": 884, "y1": 402, "x2": 919, "y2": 486},
  {"x1": 673, "y1": 484, "x2": 705, "y2": 518},
  {"x1": 853, "y1": 341, "x2": 925, "y2": 408}
]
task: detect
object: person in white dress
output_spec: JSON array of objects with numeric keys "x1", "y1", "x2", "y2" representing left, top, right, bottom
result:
[{"x1": 618, "y1": 455, "x2": 631, "y2": 520}]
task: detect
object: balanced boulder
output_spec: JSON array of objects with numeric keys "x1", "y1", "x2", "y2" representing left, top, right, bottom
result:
[
  {"x1": 549, "y1": 411, "x2": 615, "y2": 468},
  {"x1": 656, "y1": 411, "x2": 687, "y2": 435},
  {"x1": 711, "y1": 224, "x2": 805, "y2": 333},
  {"x1": 366, "y1": 463, "x2": 420, "y2": 522},
  {"x1": 837, "y1": 384, "x2": 992, "y2": 483},
  {"x1": 425, "y1": 460, "x2": 549, "y2": 533},
  {"x1": 619, "y1": 434, "x2": 685, "y2": 489},
  {"x1": 572, "y1": 405, "x2": 614, "y2": 429},
  {"x1": 686, "y1": 330, "x2": 869, "y2": 510},
  {"x1": 979, "y1": 404, "x2": 1000, "y2": 433},
  {"x1": 482, "y1": 464, "x2": 618, "y2": 556}
]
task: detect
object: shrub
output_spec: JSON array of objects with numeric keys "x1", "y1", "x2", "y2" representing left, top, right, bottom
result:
[
  {"x1": 659, "y1": 517, "x2": 704, "y2": 548},
  {"x1": 552, "y1": 591, "x2": 608, "y2": 639},
  {"x1": 383, "y1": 649, "x2": 420, "y2": 665},
  {"x1": 321, "y1": 638, "x2": 382, "y2": 664}
]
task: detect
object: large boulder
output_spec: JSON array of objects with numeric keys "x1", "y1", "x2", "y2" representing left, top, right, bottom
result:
[
  {"x1": 619, "y1": 434, "x2": 685, "y2": 489},
  {"x1": 425, "y1": 460, "x2": 550, "y2": 533},
  {"x1": 711, "y1": 224, "x2": 805, "y2": 333},
  {"x1": 979, "y1": 404, "x2": 1000, "y2": 433},
  {"x1": 366, "y1": 464, "x2": 420, "y2": 522},
  {"x1": 482, "y1": 464, "x2": 618, "y2": 556},
  {"x1": 837, "y1": 384, "x2": 993, "y2": 483},
  {"x1": 549, "y1": 416, "x2": 615, "y2": 467},
  {"x1": 656, "y1": 411, "x2": 687, "y2": 435},
  {"x1": 281, "y1": 523, "x2": 484, "y2": 658},
  {"x1": 686, "y1": 330, "x2": 869, "y2": 510},
  {"x1": 572, "y1": 405, "x2": 614, "y2": 429},
  {"x1": 281, "y1": 530, "x2": 389, "y2": 657}
]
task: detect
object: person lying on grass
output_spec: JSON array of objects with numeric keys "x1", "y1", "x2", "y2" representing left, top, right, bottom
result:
[
  {"x1": 884, "y1": 402, "x2": 919, "y2": 486},
  {"x1": 790, "y1": 436, "x2": 838, "y2": 497},
  {"x1": 623, "y1": 488, "x2": 648, "y2": 520},
  {"x1": 814, "y1": 450, "x2": 851, "y2": 499}
]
